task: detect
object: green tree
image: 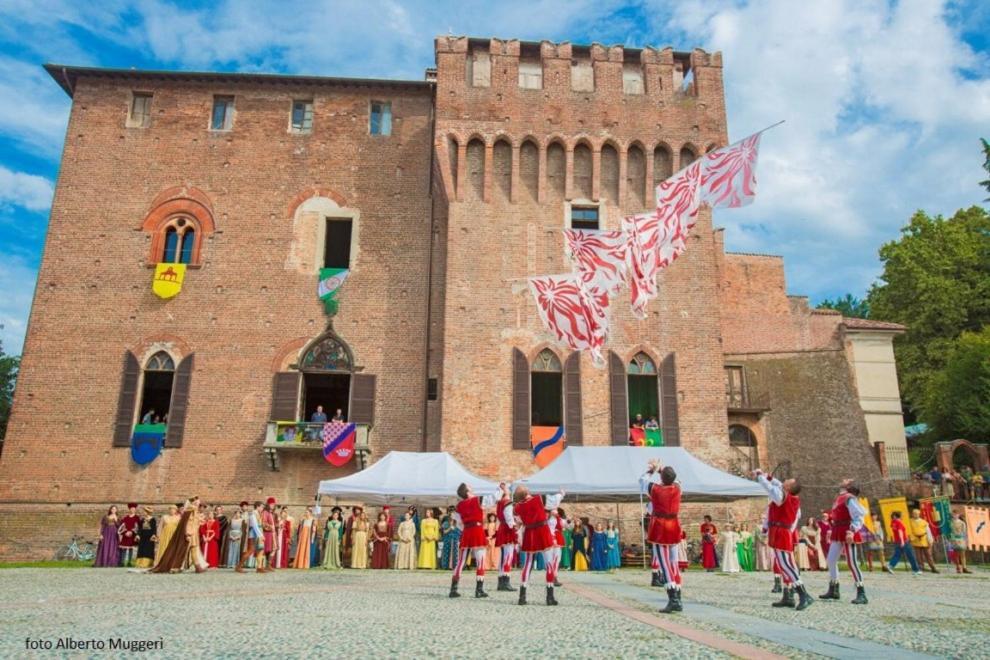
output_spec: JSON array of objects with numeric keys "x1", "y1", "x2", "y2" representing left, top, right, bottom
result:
[
  {"x1": 816, "y1": 293, "x2": 870, "y2": 319},
  {"x1": 922, "y1": 327, "x2": 990, "y2": 443},
  {"x1": 0, "y1": 338, "x2": 19, "y2": 442},
  {"x1": 866, "y1": 206, "x2": 990, "y2": 425},
  {"x1": 981, "y1": 137, "x2": 990, "y2": 201}
]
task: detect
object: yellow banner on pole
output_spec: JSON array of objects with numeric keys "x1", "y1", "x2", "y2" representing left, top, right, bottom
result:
[
  {"x1": 152, "y1": 263, "x2": 186, "y2": 299},
  {"x1": 877, "y1": 496, "x2": 910, "y2": 541}
]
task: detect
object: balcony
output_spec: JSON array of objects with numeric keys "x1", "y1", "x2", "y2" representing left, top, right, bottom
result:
[{"x1": 262, "y1": 421, "x2": 371, "y2": 471}]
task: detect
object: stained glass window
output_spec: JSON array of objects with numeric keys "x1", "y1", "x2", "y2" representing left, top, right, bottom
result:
[{"x1": 300, "y1": 332, "x2": 353, "y2": 372}]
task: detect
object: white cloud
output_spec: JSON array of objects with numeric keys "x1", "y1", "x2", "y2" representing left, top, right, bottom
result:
[
  {"x1": 0, "y1": 56, "x2": 71, "y2": 157},
  {"x1": 0, "y1": 165, "x2": 53, "y2": 212},
  {"x1": 661, "y1": 0, "x2": 990, "y2": 301},
  {"x1": 0, "y1": 254, "x2": 36, "y2": 355}
]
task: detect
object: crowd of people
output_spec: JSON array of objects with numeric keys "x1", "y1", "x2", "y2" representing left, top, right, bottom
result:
[{"x1": 914, "y1": 464, "x2": 990, "y2": 502}]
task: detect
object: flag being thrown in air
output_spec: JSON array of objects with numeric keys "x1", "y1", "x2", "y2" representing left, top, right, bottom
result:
[
  {"x1": 528, "y1": 273, "x2": 608, "y2": 368},
  {"x1": 318, "y1": 268, "x2": 349, "y2": 315}
]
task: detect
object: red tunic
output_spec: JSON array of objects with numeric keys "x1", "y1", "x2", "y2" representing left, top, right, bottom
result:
[
  {"x1": 456, "y1": 496, "x2": 486, "y2": 548},
  {"x1": 646, "y1": 483, "x2": 682, "y2": 545},
  {"x1": 514, "y1": 495, "x2": 553, "y2": 552},
  {"x1": 118, "y1": 514, "x2": 140, "y2": 548},
  {"x1": 552, "y1": 513, "x2": 565, "y2": 546},
  {"x1": 495, "y1": 497, "x2": 516, "y2": 546},
  {"x1": 829, "y1": 492, "x2": 861, "y2": 543},
  {"x1": 766, "y1": 492, "x2": 800, "y2": 551}
]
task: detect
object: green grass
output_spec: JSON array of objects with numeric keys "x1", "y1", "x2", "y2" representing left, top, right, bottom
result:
[{"x1": 0, "y1": 560, "x2": 93, "y2": 569}]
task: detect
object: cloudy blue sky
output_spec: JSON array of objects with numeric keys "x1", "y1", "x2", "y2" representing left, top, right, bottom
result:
[{"x1": 0, "y1": 0, "x2": 988, "y2": 354}]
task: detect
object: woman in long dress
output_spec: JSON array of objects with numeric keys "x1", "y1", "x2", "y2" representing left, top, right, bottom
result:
[
  {"x1": 200, "y1": 510, "x2": 220, "y2": 568},
  {"x1": 135, "y1": 507, "x2": 158, "y2": 569},
  {"x1": 561, "y1": 517, "x2": 573, "y2": 570},
  {"x1": 721, "y1": 525, "x2": 740, "y2": 573},
  {"x1": 276, "y1": 509, "x2": 293, "y2": 569},
  {"x1": 440, "y1": 510, "x2": 461, "y2": 570},
  {"x1": 605, "y1": 521, "x2": 621, "y2": 570},
  {"x1": 293, "y1": 509, "x2": 316, "y2": 569},
  {"x1": 154, "y1": 505, "x2": 181, "y2": 567},
  {"x1": 700, "y1": 516, "x2": 719, "y2": 571},
  {"x1": 226, "y1": 512, "x2": 243, "y2": 568},
  {"x1": 371, "y1": 512, "x2": 391, "y2": 569},
  {"x1": 152, "y1": 498, "x2": 206, "y2": 573},
  {"x1": 755, "y1": 515, "x2": 772, "y2": 571},
  {"x1": 93, "y1": 506, "x2": 120, "y2": 567},
  {"x1": 417, "y1": 509, "x2": 439, "y2": 569},
  {"x1": 310, "y1": 515, "x2": 321, "y2": 567},
  {"x1": 590, "y1": 523, "x2": 608, "y2": 570},
  {"x1": 799, "y1": 518, "x2": 817, "y2": 570},
  {"x1": 350, "y1": 513, "x2": 369, "y2": 569},
  {"x1": 395, "y1": 512, "x2": 417, "y2": 570},
  {"x1": 571, "y1": 520, "x2": 588, "y2": 571},
  {"x1": 737, "y1": 524, "x2": 755, "y2": 571},
  {"x1": 322, "y1": 509, "x2": 343, "y2": 569},
  {"x1": 484, "y1": 514, "x2": 499, "y2": 570}
]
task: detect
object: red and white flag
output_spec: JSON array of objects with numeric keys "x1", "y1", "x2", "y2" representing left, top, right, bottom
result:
[
  {"x1": 564, "y1": 228, "x2": 629, "y2": 299},
  {"x1": 699, "y1": 131, "x2": 762, "y2": 209},
  {"x1": 528, "y1": 273, "x2": 608, "y2": 367}
]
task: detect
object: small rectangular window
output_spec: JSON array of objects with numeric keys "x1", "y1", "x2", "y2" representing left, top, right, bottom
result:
[
  {"x1": 324, "y1": 218, "x2": 353, "y2": 269},
  {"x1": 571, "y1": 206, "x2": 599, "y2": 231},
  {"x1": 427, "y1": 378, "x2": 438, "y2": 401},
  {"x1": 518, "y1": 60, "x2": 543, "y2": 90},
  {"x1": 128, "y1": 92, "x2": 152, "y2": 128},
  {"x1": 210, "y1": 96, "x2": 234, "y2": 131},
  {"x1": 290, "y1": 99, "x2": 314, "y2": 133},
  {"x1": 571, "y1": 56, "x2": 595, "y2": 92},
  {"x1": 622, "y1": 63, "x2": 644, "y2": 95},
  {"x1": 369, "y1": 101, "x2": 391, "y2": 136}
]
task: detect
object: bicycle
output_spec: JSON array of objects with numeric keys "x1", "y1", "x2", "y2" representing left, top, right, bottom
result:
[{"x1": 55, "y1": 535, "x2": 96, "y2": 562}]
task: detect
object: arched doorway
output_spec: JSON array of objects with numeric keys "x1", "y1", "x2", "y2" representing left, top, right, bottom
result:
[{"x1": 729, "y1": 424, "x2": 758, "y2": 473}]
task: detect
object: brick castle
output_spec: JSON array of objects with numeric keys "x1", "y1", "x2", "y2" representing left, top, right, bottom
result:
[{"x1": 0, "y1": 37, "x2": 908, "y2": 558}]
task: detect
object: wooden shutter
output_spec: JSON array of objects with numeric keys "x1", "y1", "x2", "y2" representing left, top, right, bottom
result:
[
  {"x1": 349, "y1": 373, "x2": 377, "y2": 427},
  {"x1": 563, "y1": 352, "x2": 583, "y2": 446},
  {"x1": 270, "y1": 372, "x2": 301, "y2": 421},
  {"x1": 608, "y1": 350, "x2": 628, "y2": 446},
  {"x1": 112, "y1": 351, "x2": 140, "y2": 447},
  {"x1": 660, "y1": 352, "x2": 680, "y2": 446},
  {"x1": 511, "y1": 348, "x2": 530, "y2": 450},
  {"x1": 165, "y1": 353, "x2": 194, "y2": 448}
]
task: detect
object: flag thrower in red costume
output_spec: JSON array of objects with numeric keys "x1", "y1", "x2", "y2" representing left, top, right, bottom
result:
[
  {"x1": 448, "y1": 482, "x2": 500, "y2": 599},
  {"x1": 494, "y1": 481, "x2": 518, "y2": 592},
  {"x1": 821, "y1": 479, "x2": 869, "y2": 605},
  {"x1": 508, "y1": 486, "x2": 564, "y2": 606},
  {"x1": 754, "y1": 469, "x2": 812, "y2": 611},
  {"x1": 640, "y1": 459, "x2": 683, "y2": 613}
]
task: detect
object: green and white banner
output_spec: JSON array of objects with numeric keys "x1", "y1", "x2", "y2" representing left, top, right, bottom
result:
[{"x1": 318, "y1": 267, "x2": 349, "y2": 314}]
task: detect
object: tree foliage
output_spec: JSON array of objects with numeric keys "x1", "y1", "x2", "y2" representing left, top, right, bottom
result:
[
  {"x1": 0, "y1": 339, "x2": 19, "y2": 442},
  {"x1": 981, "y1": 137, "x2": 990, "y2": 202},
  {"x1": 866, "y1": 206, "x2": 990, "y2": 427},
  {"x1": 816, "y1": 293, "x2": 870, "y2": 319},
  {"x1": 922, "y1": 327, "x2": 990, "y2": 443}
]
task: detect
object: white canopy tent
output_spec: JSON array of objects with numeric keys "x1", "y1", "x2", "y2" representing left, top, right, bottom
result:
[
  {"x1": 316, "y1": 451, "x2": 500, "y2": 506},
  {"x1": 516, "y1": 446, "x2": 766, "y2": 502}
]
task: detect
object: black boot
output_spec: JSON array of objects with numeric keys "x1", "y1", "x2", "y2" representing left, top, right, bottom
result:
[
  {"x1": 518, "y1": 586, "x2": 527, "y2": 605},
  {"x1": 652, "y1": 571, "x2": 662, "y2": 587},
  {"x1": 772, "y1": 587, "x2": 795, "y2": 608},
  {"x1": 503, "y1": 575, "x2": 517, "y2": 592},
  {"x1": 819, "y1": 581, "x2": 839, "y2": 600},
  {"x1": 475, "y1": 580, "x2": 488, "y2": 598},
  {"x1": 659, "y1": 587, "x2": 682, "y2": 613},
  {"x1": 496, "y1": 576, "x2": 508, "y2": 591},
  {"x1": 546, "y1": 586, "x2": 558, "y2": 606},
  {"x1": 795, "y1": 585, "x2": 814, "y2": 611},
  {"x1": 771, "y1": 576, "x2": 782, "y2": 593},
  {"x1": 851, "y1": 585, "x2": 868, "y2": 605},
  {"x1": 448, "y1": 578, "x2": 460, "y2": 598}
]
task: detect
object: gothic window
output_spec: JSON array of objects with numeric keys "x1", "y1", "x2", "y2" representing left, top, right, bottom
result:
[
  {"x1": 159, "y1": 217, "x2": 197, "y2": 264},
  {"x1": 300, "y1": 334, "x2": 353, "y2": 372},
  {"x1": 627, "y1": 352, "x2": 660, "y2": 424},
  {"x1": 531, "y1": 349, "x2": 563, "y2": 427},
  {"x1": 138, "y1": 351, "x2": 175, "y2": 425}
]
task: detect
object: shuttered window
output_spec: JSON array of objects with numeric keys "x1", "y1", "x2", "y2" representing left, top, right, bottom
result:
[
  {"x1": 608, "y1": 351, "x2": 629, "y2": 446},
  {"x1": 660, "y1": 353, "x2": 680, "y2": 446},
  {"x1": 349, "y1": 373, "x2": 377, "y2": 426},
  {"x1": 270, "y1": 372, "x2": 301, "y2": 421},
  {"x1": 563, "y1": 352, "x2": 583, "y2": 445},
  {"x1": 164, "y1": 354, "x2": 194, "y2": 448},
  {"x1": 113, "y1": 351, "x2": 141, "y2": 447},
  {"x1": 511, "y1": 348, "x2": 530, "y2": 450}
]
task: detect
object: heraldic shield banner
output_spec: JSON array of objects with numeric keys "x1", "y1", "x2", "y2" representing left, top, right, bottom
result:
[{"x1": 152, "y1": 263, "x2": 186, "y2": 299}]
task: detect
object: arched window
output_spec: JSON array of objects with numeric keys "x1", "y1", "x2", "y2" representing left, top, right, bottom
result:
[
  {"x1": 531, "y1": 349, "x2": 562, "y2": 427},
  {"x1": 139, "y1": 351, "x2": 175, "y2": 425},
  {"x1": 299, "y1": 332, "x2": 354, "y2": 423},
  {"x1": 680, "y1": 146, "x2": 697, "y2": 168},
  {"x1": 729, "y1": 424, "x2": 756, "y2": 447},
  {"x1": 627, "y1": 352, "x2": 660, "y2": 427},
  {"x1": 159, "y1": 217, "x2": 198, "y2": 264}
]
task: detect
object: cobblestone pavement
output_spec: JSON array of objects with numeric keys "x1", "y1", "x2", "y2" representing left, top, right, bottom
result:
[{"x1": 0, "y1": 566, "x2": 986, "y2": 658}]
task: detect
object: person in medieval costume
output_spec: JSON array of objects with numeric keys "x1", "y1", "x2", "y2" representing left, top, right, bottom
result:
[
  {"x1": 494, "y1": 482, "x2": 518, "y2": 591},
  {"x1": 820, "y1": 479, "x2": 868, "y2": 605},
  {"x1": 418, "y1": 508, "x2": 440, "y2": 569},
  {"x1": 135, "y1": 506, "x2": 158, "y2": 569},
  {"x1": 154, "y1": 504, "x2": 181, "y2": 567},
  {"x1": 262, "y1": 498, "x2": 277, "y2": 569},
  {"x1": 395, "y1": 511, "x2": 417, "y2": 570},
  {"x1": 755, "y1": 469, "x2": 813, "y2": 610},
  {"x1": 294, "y1": 507, "x2": 317, "y2": 569},
  {"x1": 509, "y1": 486, "x2": 563, "y2": 606},
  {"x1": 236, "y1": 501, "x2": 269, "y2": 573},
  {"x1": 152, "y1": 497, "x2": 206, "y2": 573},
  {"x1": 118, "y1": 503, "x2": 140, "y2": 567},
  {"x1": 214, "y1": 505, "x2": 229, "y2": 566},
  {"x1": 700, "y1": 516, "x2": 718, "y2": 571},
  {"x1": 440, "y1": 507, "x2": 461, "y2": 570},
  {"x1": 225, "y1": 511, "x2": 243, "y2": 567},
  {"x1": 448, "y1": 482, "x2": 499, "y2": 598},
  {"x1": 641, "y1": 459, "x2": 684, "y2": 613},
  {"x1": 93, "y1": 505, "x2": 120, "y2": 568},
  {"x1": 547, "y1": 505, "x2": 566, "y2": 586},
  {"x1": 322, "y1": 507, "x2": 344, "y2": 569}
]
